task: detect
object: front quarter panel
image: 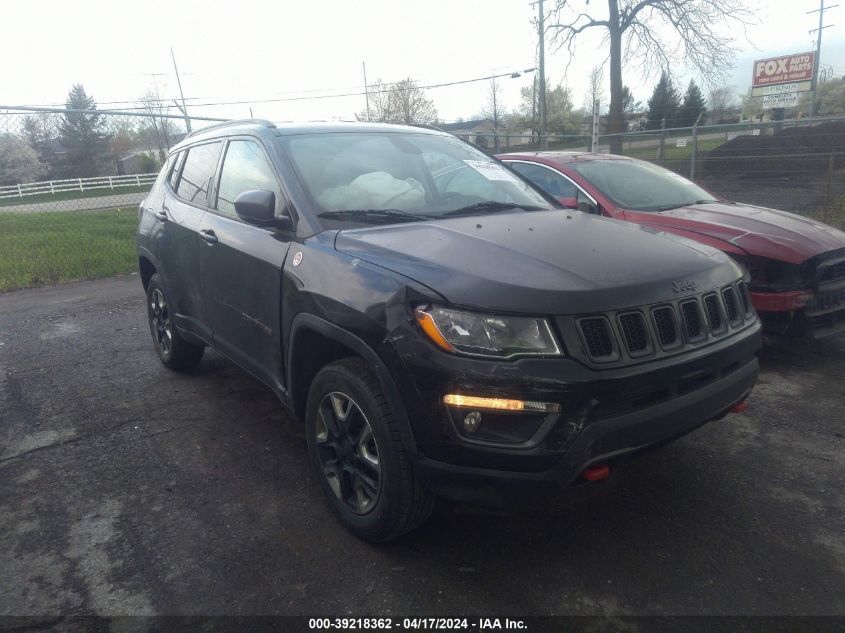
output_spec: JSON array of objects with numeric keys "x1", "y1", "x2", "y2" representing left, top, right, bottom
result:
[{"x1": 282, "y1": 231, "x2": 445, "y2": 350}]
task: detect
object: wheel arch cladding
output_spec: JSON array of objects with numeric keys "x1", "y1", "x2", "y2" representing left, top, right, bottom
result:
[
  {"x1": 287, "y1": 313, "x2": 418, "y2": 455},
  {"x1": 139, "y1": 256, "x2": 157, "y2": 291}
]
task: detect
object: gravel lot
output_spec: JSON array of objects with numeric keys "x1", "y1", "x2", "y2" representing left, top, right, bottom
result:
[{"x1": 1, "y1": 275, "x2": 843, "y2": 617}]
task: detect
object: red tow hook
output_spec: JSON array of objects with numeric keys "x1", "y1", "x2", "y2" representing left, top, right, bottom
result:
[
  {"x1": 730, "y1": 400, "x2": 749, "y2": 414},
  {"x1": 582, "y1": 463, "x2": 610, "y2": 481}
]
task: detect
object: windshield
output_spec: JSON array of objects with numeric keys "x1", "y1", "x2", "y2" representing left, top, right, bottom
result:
[
  {"x1": 569, "y1": 159, "x2": 717, "y2": 212},
  {"x1": 278, "y1": 132, "x2": 551, "y2": 226}
]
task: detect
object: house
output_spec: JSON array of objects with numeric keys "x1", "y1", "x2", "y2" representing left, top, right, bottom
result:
[{"x1": 440, "y1": 119, "x2": 533, "y2": 148}]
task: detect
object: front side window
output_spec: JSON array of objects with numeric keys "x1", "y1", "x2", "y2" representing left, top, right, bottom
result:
[
  {"x1": 175, "y1": 142, "x2": 222, "y2": 205},
  {"x1": 508, "y1": 162, "x2": 577, "y2": 199},
  {"x1": 569, "y1": 159, "x2": 716, "y2": 212},
  {"x1": 216, "y1": 140, "x2": 282, "y2": 217},
  {"x1": 278, "y1": 132, "x2": 551, "y2": 227}
]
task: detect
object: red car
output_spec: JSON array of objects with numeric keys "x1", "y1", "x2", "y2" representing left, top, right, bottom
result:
[{"x1": 499, "y1": 151, "x2": 845, "y2": 338}]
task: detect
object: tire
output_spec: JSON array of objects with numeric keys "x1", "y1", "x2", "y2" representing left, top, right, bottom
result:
[
  {"x1": 145, "y1": 273, "x2": 204, "y2": 371},
  {"x1": 305, "y1": 357, "x2": 434, "y2": 541}
]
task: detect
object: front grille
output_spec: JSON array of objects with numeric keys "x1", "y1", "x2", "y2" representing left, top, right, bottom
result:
[
  {"x1": 680, "y1": 300, "x2": 704, "y2": 340},
  {"x1": 618, "y1": 312, "x2": 649, "y2": 354},
  {"x1": 703, "y1": 293, "x2": 724, "y2": 332},
  {"x1": 737, "y1": 280, "x2": 752, "y2": 314},
  {"x1": 820, "y1": 260, "x2": 845, "y2": 283},
  {"x1": 722, "y1": 287, "x2": 740, "y2": 324},
  {"x1": 652, "y1": 306, "x2": 679, "y2": 348},
  {"x1": 578, "y1": 317, "x2": 614, "y2": 359},
  {"x1": 567, "y1": 280, "x2": 754, "y2": 366}
]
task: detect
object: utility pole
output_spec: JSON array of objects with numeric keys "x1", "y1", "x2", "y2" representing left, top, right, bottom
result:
[
  {"x1": 363, "y1": 61, "x2": 371, "y2": 122},
  {"x1": 808, "y1": 0, "x2": 837, "y2": 116},
  {"x1": 171, "y1": 48, "x2": 191, "y2": 132},
  {"x1": 538, "y1": 0, "x2": 547, "y2": 149},
  {"x1": 492, "y1": 78, "x2": 500, "y2": 153},
  {"x1": 531, "y1": 74, "x2": 537, "y2": 143}
]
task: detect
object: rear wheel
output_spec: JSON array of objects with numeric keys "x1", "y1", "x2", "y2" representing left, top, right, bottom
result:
[
  {"x1": 305, "y1": 357, "x2": 434, "y2": 541},
  {"x1": 146, "y1": 274, "x2": 204, "y2": 371}
]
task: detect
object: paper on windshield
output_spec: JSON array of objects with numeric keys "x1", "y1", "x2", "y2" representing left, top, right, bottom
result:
[{"x1": 463, "y1": 160, "x2": 519, "y2": 183}]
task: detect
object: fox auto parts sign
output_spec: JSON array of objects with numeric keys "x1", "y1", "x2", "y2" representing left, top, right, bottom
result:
[{"x1": 753, "y1": 52, "x2": 815, "y2": 88}]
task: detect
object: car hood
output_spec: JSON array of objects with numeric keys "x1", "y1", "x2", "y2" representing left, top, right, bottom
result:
[
  {"x1": 626, "y1": 202, "x2": 845, "y2": 265},
  {"x1": 334, "y1": 210, "x2": 741, "y2": 315}
]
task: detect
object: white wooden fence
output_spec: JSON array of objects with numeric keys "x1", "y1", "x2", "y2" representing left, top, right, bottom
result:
[{"x1": 0, "y1": 173, "x2": 158, "y2": 201}]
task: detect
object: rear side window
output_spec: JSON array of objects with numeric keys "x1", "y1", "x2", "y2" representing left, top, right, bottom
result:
[
  {"x1": 509, "y1": 162, "x2": 577, "y2": 199},
  {"x1": 176, "y1": 142, "x2": 222, "y2": 205},
  {"x1": 215, "y1": 140, "x2": 282, "y2": 217},
  {"x1": 167, "y1": 151, "x2": 185, "y2": 189}
]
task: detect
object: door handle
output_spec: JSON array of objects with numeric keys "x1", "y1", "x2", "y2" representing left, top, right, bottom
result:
[{"x1": 200, "y1": 229, "x2": 218, "y2": 245}]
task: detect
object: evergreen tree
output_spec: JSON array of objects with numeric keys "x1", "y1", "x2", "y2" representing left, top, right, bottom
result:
[
  {"x1": 59, "y1": 84, "x2": 110, "y2": 177},
  {"x1": 646, "y1": 72, "x2": 681, "y2": 130},
  {"x1": 678, "y1": 80, "x2": 708, "y2": 127}
]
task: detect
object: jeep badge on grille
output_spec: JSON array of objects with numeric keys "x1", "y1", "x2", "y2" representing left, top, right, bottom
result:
[{"x1": 672, "y1": 280, "x2": 697, "y2": 293}]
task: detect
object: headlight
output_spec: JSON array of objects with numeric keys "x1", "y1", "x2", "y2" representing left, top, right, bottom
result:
[{"x1": 414, "y1": 305, "x2": 562, "y2": 358}]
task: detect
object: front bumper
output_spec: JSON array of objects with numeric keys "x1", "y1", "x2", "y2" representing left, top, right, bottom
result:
[
  {"x1": 752, "y1": 285, "x2": 845, "y2": 338},
  {"x1": 385, "y1": 321, "x2": 761, "y2": 508}
]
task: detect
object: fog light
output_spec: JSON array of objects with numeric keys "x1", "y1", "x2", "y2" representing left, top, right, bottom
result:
[
  {"x1": 443, "y1": 394, "x2": 560, "y2": 413},
  {"x1": 463, "y1": 411, "x2": 482, "y2": 433}
]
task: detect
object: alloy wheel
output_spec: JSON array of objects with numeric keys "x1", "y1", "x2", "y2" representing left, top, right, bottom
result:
[
  {"x1": 149, "y1": 288, "x2": 173, "y2": 356},
  {"x1": 315, "y1": 391, "x2": 382, "y2": 515}
]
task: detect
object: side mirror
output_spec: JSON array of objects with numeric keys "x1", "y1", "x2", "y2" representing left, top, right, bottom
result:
[
  {"x1": 234, "y1": 189, "x2": 293, "y2": 230},
  {"x1": 578, "y1": 200, "x2": 599, "y2": 215},
  {"x1": 558, "y1": 196, "x2": 579, "y2": 210}
]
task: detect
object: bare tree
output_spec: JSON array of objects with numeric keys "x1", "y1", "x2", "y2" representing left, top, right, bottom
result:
[
  {"x1": 359, "y1": 79, "x2": 395, "y2": 123},
  {"x1": 357, "y1": 78, "x2": 438, "y2": 125},
  {"x1": 482, "y1": 78, "x2": 505, "y2": 150},
  {"x1": 583, "y1": 65, "x2": 606, "y2": 116},
  {"x1": 741, "y1": 88, "x2": 765, "y2": 121},
  {"x1": 709, "y1": 85, "x2": 737, "y2": 124},
  {"x1": 139, "y1": 86, "x2": 175, "y2": 162},
  {"x1": 391, "y1": 78, "x2": 438, "y2": 125},
  {"x1": 547, "y1": 0, "x2": 754, "y2": 146}
]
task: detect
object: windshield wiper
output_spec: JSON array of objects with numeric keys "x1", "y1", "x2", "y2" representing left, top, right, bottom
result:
[
  {"x1": 317, "y1": 209, "x2": 430, "y2": 224},
  {"x1": 653, "y1": 199, "x2": 716, "y2": 212},
  {"x1": 442, "y1": 201, "x2": 544, "y2": 217}
]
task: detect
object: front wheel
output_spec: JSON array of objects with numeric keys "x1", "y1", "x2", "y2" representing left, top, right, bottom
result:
[
  {"x1": 305, "y1": 358, "x2": 434, "y2": 541},
  {"x1": 145, "y1": 273, "x2": 204, "y2": 371}
]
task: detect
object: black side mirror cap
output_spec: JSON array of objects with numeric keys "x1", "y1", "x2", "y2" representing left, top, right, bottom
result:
[
  {"x1": 234, "y1": 189, "x2": 293, "y2": 230},
  {"x1": 578, "y1": 200, "x2": 599, "y2": 215}
]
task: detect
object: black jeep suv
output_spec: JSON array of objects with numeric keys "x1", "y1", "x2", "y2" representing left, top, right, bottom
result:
[{"x1": 137, "y1": 120, "x2": 760, "y2": 541}]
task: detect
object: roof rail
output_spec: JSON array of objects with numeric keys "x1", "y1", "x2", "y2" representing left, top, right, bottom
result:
[{"x1": 187, "y1": 118, "x2": 277, "y2": 138}]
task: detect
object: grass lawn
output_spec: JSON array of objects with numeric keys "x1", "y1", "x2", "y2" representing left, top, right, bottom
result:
[
  {"x1": 0, "y1": 184, "x2": 152, "y2": 207},
  {"x1": 0, "y1": 207, "x2": 138, "y2": 292}
]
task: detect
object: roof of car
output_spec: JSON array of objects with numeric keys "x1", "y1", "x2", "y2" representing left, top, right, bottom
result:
[
  {"x1": 497, "y1": 151, "x2": 632, "y2": 164},
  {"x1": 173, "y1": 120, "x2": 449, "y2": 150}
]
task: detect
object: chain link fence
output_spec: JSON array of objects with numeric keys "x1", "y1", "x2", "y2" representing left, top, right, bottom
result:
[
  {"x1": 0, "y1": 107, "x2": 226, "y2": 292},
  {"x1": 2, "y1": 106, "x2": 844, "y2": 292}
]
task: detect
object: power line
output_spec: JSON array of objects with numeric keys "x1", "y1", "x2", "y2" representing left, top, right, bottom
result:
[{"x1": 9, "y1": 68, "x2": 536, "y2": 112}]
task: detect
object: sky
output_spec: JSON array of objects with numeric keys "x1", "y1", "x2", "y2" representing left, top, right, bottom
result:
[{"x1": 0, "y1": 0, "x2": 842, "y2": 124}]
